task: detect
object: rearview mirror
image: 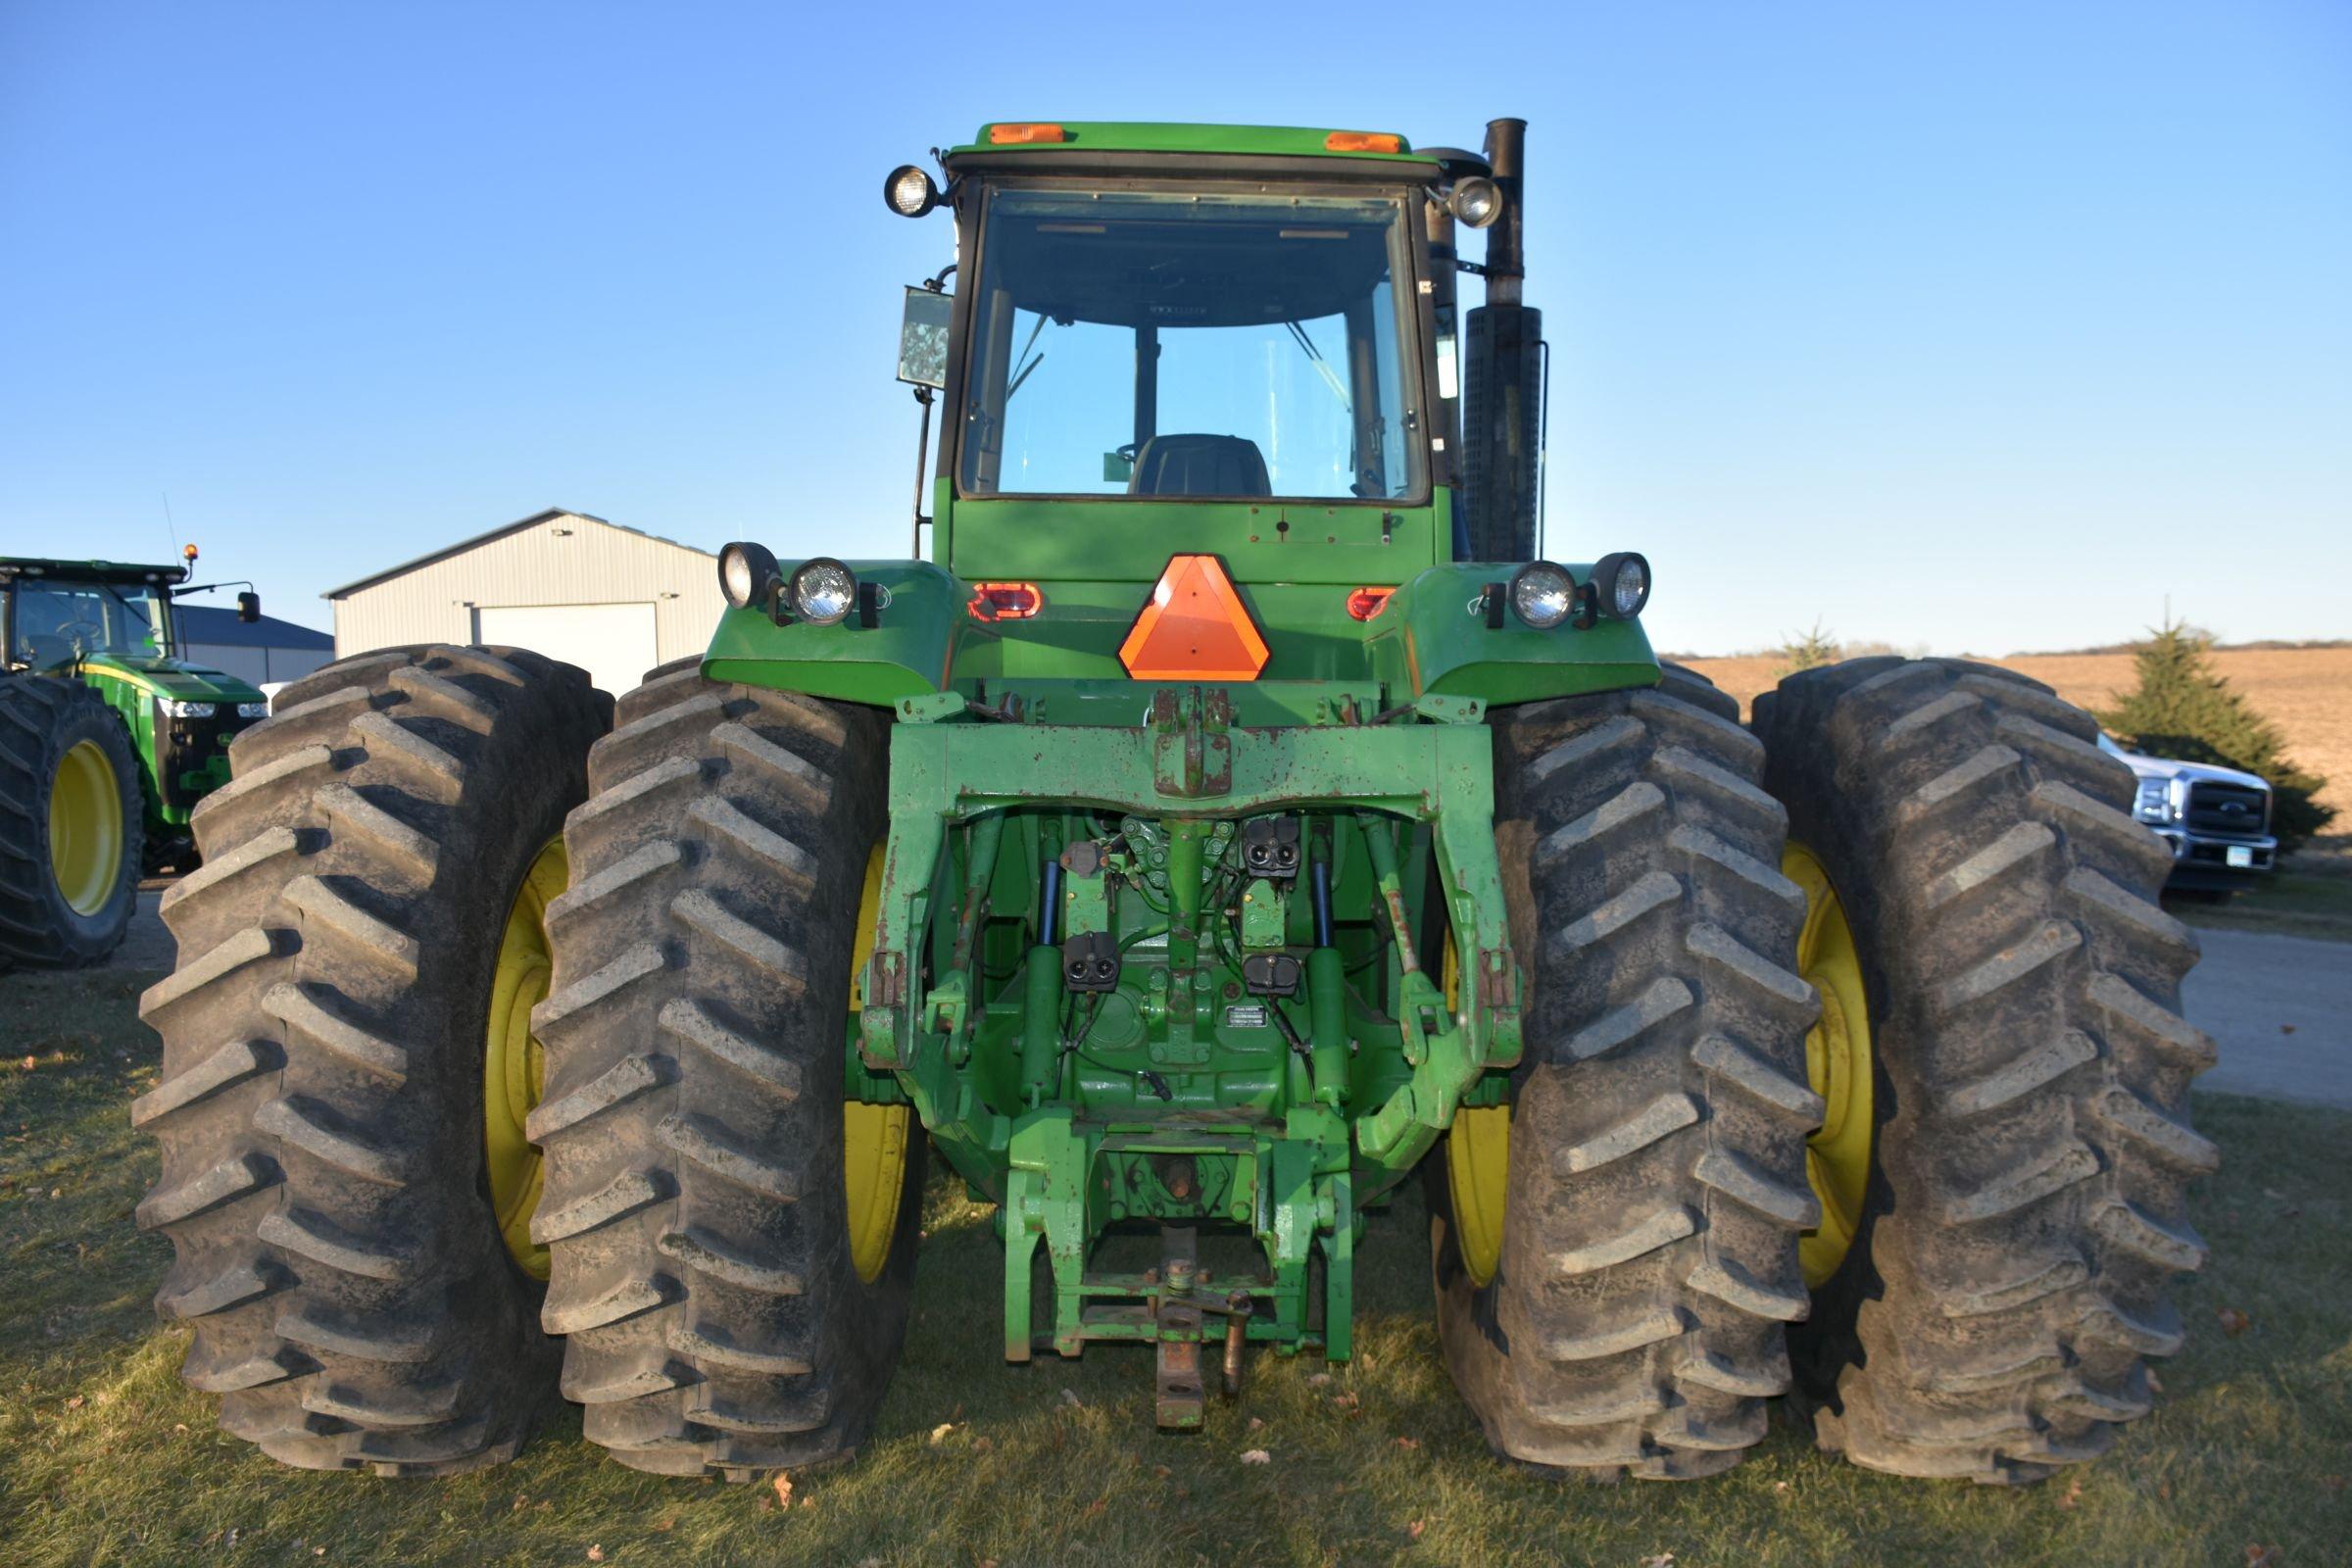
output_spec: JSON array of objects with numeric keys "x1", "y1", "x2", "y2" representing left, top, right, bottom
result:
[
  {"x1": 897, "y1": 287, "x2": 952, "y2": 389},
  {"x1": 236, "y1": 590, "x2": 261, "y2": 623}
]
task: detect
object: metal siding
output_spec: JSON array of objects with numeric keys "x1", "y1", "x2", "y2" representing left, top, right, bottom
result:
[{"x1": 330, "y1": 514, "x2": 724, "y2": 683}]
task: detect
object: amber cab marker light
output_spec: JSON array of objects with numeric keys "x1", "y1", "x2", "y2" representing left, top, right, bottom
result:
[
  {"x1": 968, "y1": 582, "x2": 1044, "y2": 621},
  {"x1": 1325, "y1": 130, "x2": 1403, "y2": 154},
  {"x1": 1345, "y1": 586, "x2": 1396, "y2": 622},
  {"x1": 1119, "y1": 555, "x2": 1270, "y2": 682},
  {"x1": 988, "y1": 122, "x2": 1068, "y2": 145}
]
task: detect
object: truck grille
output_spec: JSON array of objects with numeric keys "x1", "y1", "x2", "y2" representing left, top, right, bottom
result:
[{"x1": 2184, "y1": 780, "x2": 2267, "y2": 836}]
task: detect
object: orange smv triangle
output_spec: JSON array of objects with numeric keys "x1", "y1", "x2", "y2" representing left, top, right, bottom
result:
[{"x1": 1118, "y1": 554, "x2": 1270, "y2": 682}]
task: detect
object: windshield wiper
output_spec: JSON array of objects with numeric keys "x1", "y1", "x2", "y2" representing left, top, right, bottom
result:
[
  {"x1": 1283, "y1": 320, "x2": 1352, "y2": 410},
  {"x1": 1006, "y1": 313, "x2": 1053, "y2": 402}
]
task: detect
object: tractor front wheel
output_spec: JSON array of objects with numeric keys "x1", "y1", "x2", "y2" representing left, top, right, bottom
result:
[
  {"x1": 0, "y1": 675, "x2": 143, "y2": 968},
  {"x1": 535, "y1": 659, "x2": 922, "y2": 1479},
  {"x1": 1754, "y1": 658, "x2": 2213, "y2": 1482}
]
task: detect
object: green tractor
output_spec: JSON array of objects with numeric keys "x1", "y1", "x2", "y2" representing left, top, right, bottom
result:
[
  {"x1": 1, "y1": 551, "x2": 270, "y2": 967},
  {"x1": 134, "y1": 120, "x2": 2213, "y2": 1485}
]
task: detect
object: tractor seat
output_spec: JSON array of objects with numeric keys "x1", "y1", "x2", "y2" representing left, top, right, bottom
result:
[{"x1": 1128, "y1": 434, "x2": 1272, "y2": 498}]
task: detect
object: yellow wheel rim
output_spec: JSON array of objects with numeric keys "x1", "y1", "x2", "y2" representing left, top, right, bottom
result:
[
  {"x1": 49, "y1": 739, "x2": 122, "y2": 916},
  {"x1": 1787, "y1": 841, "x2": 1874, "y2": 1289},
  {"x1": 1442, "y1": 934, "x2": 1510, "y2": 1288},
  {"x1": 485, "y1": 837, "x2": 565, "y2": 1281},
  {"x1": 844, "y1": 844, "x2": 910, "y2": 1283}
]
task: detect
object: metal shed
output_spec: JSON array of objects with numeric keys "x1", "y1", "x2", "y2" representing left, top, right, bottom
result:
[
  {"x1": 324, "y1": 508, "x2": 723, "y2": 699},
  {"x1": 175, "y1": 603, "x2": 336, "y2": 686}
]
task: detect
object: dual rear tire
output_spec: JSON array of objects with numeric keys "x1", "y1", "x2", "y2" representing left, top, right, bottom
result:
[
  {"x1": 134, "y1": 649, "x2": 919, "y2": 1477},
  {"x1": 1439, "y1": 659, "x2": 2211, "y2": 1483}
]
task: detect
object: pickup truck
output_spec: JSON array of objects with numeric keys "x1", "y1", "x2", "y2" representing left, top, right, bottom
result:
[{"x1": 2098, "y1": 731, "x2": 2277, "y2": 898}]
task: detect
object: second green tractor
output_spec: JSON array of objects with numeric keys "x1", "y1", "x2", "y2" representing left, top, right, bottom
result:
[
  {"x1": 2, "y1": 552, "x2": 270, "y2": 969},
  {"x1": 135, "y1": 118, "x2": 2213, "y2": 1485}
]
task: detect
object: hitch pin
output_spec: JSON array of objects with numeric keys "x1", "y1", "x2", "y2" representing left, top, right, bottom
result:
[{"x1": 1222, "y1": 1292, "x2": 1253, "y2": 1397}]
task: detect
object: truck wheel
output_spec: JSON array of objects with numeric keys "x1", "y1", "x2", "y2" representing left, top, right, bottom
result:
[
  {"x1": 132, "y1": 645, "x2": 611, "y2": 1474},
  {"x1": 535, "y1": 660, "x2": 922, "y2": 1479},
  {"x1": 0, "y1": 674, "x2": 144, "y2": 968},
  {"x1": 1434, "y1": 665, "x2": 1821, "y2": 1479},
  {"x1": 1752, "y1": 658, "x2": 2213, "y2": 1483}
]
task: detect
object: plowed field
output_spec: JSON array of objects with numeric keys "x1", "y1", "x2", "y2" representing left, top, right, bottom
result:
[{"x1": 1683, "y1": 646, "x2": 2352, "y2": 820}]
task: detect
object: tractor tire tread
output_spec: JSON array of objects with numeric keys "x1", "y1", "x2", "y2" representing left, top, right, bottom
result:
[
  {"x1": 1435, "y1": 663, "x2": 1817, "y2": 1481},
  {"x1": 1754, "y1": 657, "x2": 2208, "y2": 1484},
  {"x1": 133, "y1": 643, "x2": 609, "y2": 1472},
  {"x1": 537, "y1": 658, "x2": 920, "y2": 1478}
]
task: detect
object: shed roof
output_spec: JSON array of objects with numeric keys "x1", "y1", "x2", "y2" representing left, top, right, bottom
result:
[
  {"x1": 322, "y1": 508, "x2": 712, "y2": 599},
  {"x1": 177, "y1": 604, "x2": 335, "y2": 650}
]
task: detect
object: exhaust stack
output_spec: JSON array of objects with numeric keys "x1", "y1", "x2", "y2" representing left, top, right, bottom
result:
[{"x1": 1458, "y1": 118, "x2": 1543, "y2": 563}]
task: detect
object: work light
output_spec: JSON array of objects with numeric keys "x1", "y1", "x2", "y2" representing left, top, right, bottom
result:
[
  {"x1": 1447, "y1": 176, "x2": 1502, "y2": 228},
  {"x1": 885, "y1": 164, "x2": 940, "y2": 219},
  {"x1": 1591, "y1": 552, "x2": 1651, "y2": 619},
  {"x1": 789, "y1": 558, "x2": 858, "y2": 625},
  {"x1": 718, "y1": 541, "x2": 780, "y2": 610},
  {"x1": 1507, "y1": 562, "x2": 1576, "y2": 629}
]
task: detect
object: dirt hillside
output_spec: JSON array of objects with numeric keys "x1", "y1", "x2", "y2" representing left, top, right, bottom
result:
[{"x1": 1680, "y1": 646, "x2": 2352, "y2": 821}]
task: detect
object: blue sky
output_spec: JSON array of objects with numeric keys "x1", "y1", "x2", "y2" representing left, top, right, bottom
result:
[{"x1": 3, "y1": 0, "x2": 2345, "y2": 655}]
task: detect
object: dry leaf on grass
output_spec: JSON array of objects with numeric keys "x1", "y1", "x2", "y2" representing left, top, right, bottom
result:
[
  {"x1": 1306, "y1": 1372, "x2": 1333, "y2": 1388},
  {"x1": 2058, "y1": 1477, "x2": 2083, "y2": 1510},
  {"x1": 1240, "y1": 1448, "x2": 1271, "y2": 1465},
  {"x1": 1406, "y1": 1519, "x2": 1426, "y2": 1542},
  {"x1": 1393, "y1": 1437, "x2": 1419, "y2": 1450},
  {"x1": 2243, "y1": 1546, "x2": 2280, "y2": 1567},
  {"x1": 2218, "y1": 1307, "x2": 2253, "y2": 1337},
  {"x1": 772, "y1": 1472, "x2": 794, "y2": 1509},
  {"x1": 1640, "y1": 1555, "x2": 1675, "y2": 1568},
  {"x1": 585, "y1": 1549, "x2": 605, "y2": 1564},
  {"x1": 929, "y1": 1422, "x2": 956, "y2": 1445}
]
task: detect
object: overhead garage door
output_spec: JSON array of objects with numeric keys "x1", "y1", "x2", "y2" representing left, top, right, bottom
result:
[{"x1": 472, "y1": 602, "x2": 658, "y2": 700}]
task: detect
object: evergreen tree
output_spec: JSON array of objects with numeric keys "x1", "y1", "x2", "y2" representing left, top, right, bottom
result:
[
  {"x1": 2098, "y1": 618, "x2": 2335, "y2": 854},
  {"x1": 1778, "y1": 619, "x2": 1839, "y2": 675}
]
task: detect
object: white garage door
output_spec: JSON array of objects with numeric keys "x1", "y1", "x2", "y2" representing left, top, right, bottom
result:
[{"x1": 472, "y1": 602, "x2": 658, "y2": 700}]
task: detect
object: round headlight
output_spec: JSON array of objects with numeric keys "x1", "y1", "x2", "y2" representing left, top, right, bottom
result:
[
  {"x1": 1591, "y1": 551, "x2": 1651, "y2": 619},
  {"x1": 789, "y1": 558, "x2": 858, "y2": 625},
  {"x1": 1507, "y1": 562, "x2": 1576, "y2": 629},
  {"x1": 1447, "y1": 175, "x2": 1502, "y2": 229},
  {"x1": 884, "y1": 164, "x2": 940, "y2": 219},
  {"x1": 718, "y1": 541, "x2": 779, "y2": 610}
]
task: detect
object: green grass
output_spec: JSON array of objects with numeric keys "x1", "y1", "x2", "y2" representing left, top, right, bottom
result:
[
  {"x1": 2172, "y1": 837, "x2": 2352, "y2": 943},
  {"x1": 4, "y1": 969, "x2": 2348, "y2": 1567}
]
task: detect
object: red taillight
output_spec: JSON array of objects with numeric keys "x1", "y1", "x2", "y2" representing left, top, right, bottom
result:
[
  {"x1": 1346, "y1": 586, "x2": 1396, "y2": 621},
  {"x1": 967, "y1": 581, "x2": 1043, "y2": 621}
]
